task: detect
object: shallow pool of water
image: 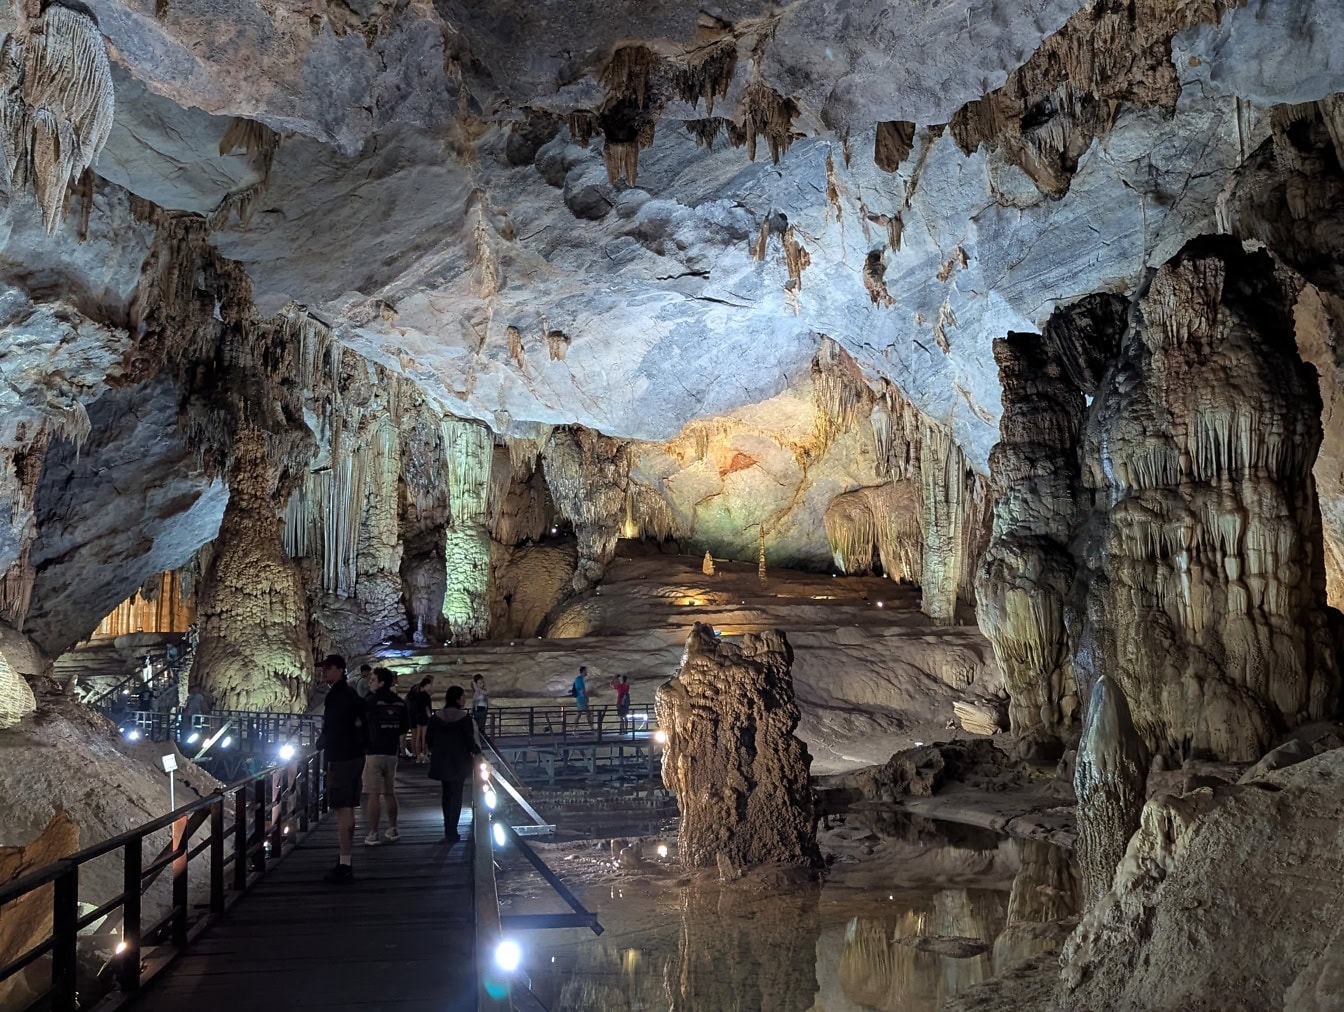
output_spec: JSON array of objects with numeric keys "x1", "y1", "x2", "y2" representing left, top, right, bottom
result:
[{"x1": 499, "y1": 816, "x2": 1080, "y2": 1011}]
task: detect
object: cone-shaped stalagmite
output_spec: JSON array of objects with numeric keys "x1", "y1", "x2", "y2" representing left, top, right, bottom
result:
[
  {"x1": 656, "y1": 623, "x2": 820, "y2": 870},
  {"x1": 1074, "y1": 675, "x2": 1149, "y2": 904},
  {"x1": 192, "y1": 427, "x2": 312, "y2": 711}
]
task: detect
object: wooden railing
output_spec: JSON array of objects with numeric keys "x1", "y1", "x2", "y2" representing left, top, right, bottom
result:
[{"x1": 0, "y1": 752, "x2": 327, "y2": 1011}]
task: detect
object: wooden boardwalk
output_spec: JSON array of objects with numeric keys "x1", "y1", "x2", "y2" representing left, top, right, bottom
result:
[{"x1": 129, "y1": 764, "x2": 477, "y2": 1012}]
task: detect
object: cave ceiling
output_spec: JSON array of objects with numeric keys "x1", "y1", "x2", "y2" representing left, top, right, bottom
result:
[{"x1": 2, "y1": 0, "x2": 1340, "y2": 476}]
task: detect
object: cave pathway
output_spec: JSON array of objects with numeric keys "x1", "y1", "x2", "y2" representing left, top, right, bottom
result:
[{"x1": 127, "y1": 766, "x2": 477, "y2": 1011}]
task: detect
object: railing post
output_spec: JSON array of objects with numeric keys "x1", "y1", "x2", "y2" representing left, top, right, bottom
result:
[
  {"x1": 119, "y1": 842, "x2": 141, "y2": 993},
  {"x1": 252, "y1": 779, "x2": 267, "y2": 875},
  {"x1": 210, "y1": 798, "x2": 225, "y2": 914},
  {"x1": 298, "y1": 759, "x2": 311, "y2": 833},
  {"x1": 51, "y1": 864, "x2": 78, "y2": 1012},
  {"x1": 319, "y1": 755, "x2": 328, "y2": 815},
  {"x1": 171, "y1": 816, "x2": 188, "y2": 947},
  {"x1": 528, "y1": 706, "x2": 535, "y2": 738},
  {"x1": 233, "y1": 787, "x2": 248, "y2": 892},
  {"x1": 269, "y1": 770, "x2": 283, "y2": 856}
]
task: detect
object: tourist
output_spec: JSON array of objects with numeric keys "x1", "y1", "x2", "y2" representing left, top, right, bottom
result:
[
  {"x1": 408, "y1": 675, "x2": 433, "y2": 763},
  {"x1": 611, "y1": 673, "x2": 631, "y2": 734},
  {"x1": 315, "y1": 655, "x2": 367, "y2": 883},
  {"x1": 572, "y1": 666, "x2": 594, "y2": 731},
  {"x1": 362, "y1": 669, "x2": 409, "y2": 846},
  {"x1": 471, "y1": 673, "x2": 489, "y2": 737},
  {"x1": 353, "y1": 663, "x2": 373, "y2": 699},
  {"x1": 426, "y1": 686, "x2": 481, "y2": 843}
]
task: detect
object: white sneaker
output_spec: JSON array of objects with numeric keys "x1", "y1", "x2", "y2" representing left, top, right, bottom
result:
[
  {"x1": 363, "y1": 832, "x2": 381, "y2": 847},
  {"x1": 384, "y1": 827, "x2": 400, "y2": 842}
]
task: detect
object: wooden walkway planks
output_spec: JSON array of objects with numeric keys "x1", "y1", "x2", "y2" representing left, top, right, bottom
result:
[{"x1": 129, "y1": 765, "x2": 477, "y2": 1012}]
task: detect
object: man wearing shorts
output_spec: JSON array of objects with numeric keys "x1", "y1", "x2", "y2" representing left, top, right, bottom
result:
[
  {"x1": 363, "y1": 668, "x2": 409, "y2": 846},
  {"x1": 316, "y1": 655, "x2": 367, "y2": 884}
]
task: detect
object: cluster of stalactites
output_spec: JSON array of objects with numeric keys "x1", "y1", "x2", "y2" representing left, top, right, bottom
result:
[
  {"x1": 0, "y1": 424, "x2": 50, "y2": 631},
  {"x1": 623, "y1": 483, "x2": 680, "y2": 542},
  {"x1": 0, "y1": 2, "x2": 114, "y2": 233},
  {"x1": 823, "y1": 481, "x2": 923, "y2": 583},
  {"x1": 919, "y1": 425, "x2": 984, "y2": 624}
]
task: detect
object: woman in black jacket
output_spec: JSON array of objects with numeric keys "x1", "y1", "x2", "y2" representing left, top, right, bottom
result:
[{"x1": 426, "y1": 686, "x2": 481, "y2": 842}]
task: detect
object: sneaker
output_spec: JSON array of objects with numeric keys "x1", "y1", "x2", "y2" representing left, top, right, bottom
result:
[
  {"x1": 384, "y1": 827, "x2": 400, "y2": 842},
  {"x1": 444, "y1": 832, "x2": 461, "y2": 844},
  {"x1": 364, "y1": 832, "x2": 381, "y2": 847},
  {"x1": 323, "y1": 863, "x2": 354, "y2": 884}
]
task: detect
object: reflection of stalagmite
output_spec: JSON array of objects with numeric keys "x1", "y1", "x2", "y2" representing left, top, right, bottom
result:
[
  {"x1": 1073, "y1": 238, "x2": 1341, "y2": 761},
  {"x1": 672, "y1": 882, "x2": 820, "y2": 1011},
  {"x1": 1074, "y1": 676, "x2": 1149, "y2": 904},
  {"x1": 192, "y1": 427, "x2": 312, "y2": 711},
  {"x1": 656, "y1": 623, "x2": 819, "y2": 869},
  {"x1": 995, "y1": 839, "x2": 1081, "y2": 969}
]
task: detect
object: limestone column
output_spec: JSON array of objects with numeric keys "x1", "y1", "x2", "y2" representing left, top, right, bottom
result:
[
  {"x1": 192, "y1": 427, "x2": 312, "y2": 711},
  {"x1": 1073, "y1": 238, "x2": 1341, "y2": 761},
  {"x1": 919, "y1": 426, "x2": 969, "y2": 624},
  {"x1": 542, "y1": 426, "x2": 629, "y2": 592},
  {"x1": 655, "y1": 623, "x2": 820, "y2": 869},
  {"x1": 441, "y1": 417, "x2": 494, "y2": 643}
]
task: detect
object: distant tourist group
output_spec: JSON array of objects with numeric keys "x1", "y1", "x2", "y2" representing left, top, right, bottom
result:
[{"x1": 314, "y1": 655, "x2": 485, "y2": 884}]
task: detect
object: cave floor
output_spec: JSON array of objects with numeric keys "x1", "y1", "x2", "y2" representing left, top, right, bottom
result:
[{"x1": 128, "y1": 767, "x2": 476, "y2": 1011}]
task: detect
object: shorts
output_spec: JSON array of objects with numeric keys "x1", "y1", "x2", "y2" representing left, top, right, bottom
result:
[
  {"x1": 617, "y1": 697, "x2": 630, "y2": 714},
  {"x1": 326, "y1": 757, "x2": 365, "y2": 809},
  {"x1": 574, "y1": 697, "x2": 589, "y2": 712},
  {"x1": 362, "y1": 754, "x2": 397, "y2": 796},
  {"x1": 413, "y1": 715, "x2": 430, "y2": 728}
]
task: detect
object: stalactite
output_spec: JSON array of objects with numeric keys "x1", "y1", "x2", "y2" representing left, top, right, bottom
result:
[
  {"x1": 824, "y1": 481, "x2": 923, "y2": 582},
  {"x1": 212, "y1": 117, "x2": 281, "y2": 228},
  {"x1": 811, "y1": 336, "x2": 872, "y2": 452},
  {"x1": 627, "y1": 483, "x2": 678, "y2": 542},
  {"x1": 0, "y1": 3, "x2": 115, "y2": 233},
  {"x1": 739, "y1": 79, "x2": 799, "y2": 164}
]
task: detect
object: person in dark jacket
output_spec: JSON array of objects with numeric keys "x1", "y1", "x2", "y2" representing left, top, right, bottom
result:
[
  {"x1": 362, "y1": 668, "x2": 409, "y2": 846},
  {"x1": 316, "y1": 654, "x2": 367, "y2": 883},
  {"x1": 408, "y1": 676, "x2": 433, "y2": 764},
  {"x1": 426, "y1": 686, "x2": 481, "y2": 843}
]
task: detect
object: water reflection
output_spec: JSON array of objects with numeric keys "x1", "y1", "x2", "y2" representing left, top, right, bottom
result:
[{"x1": 511, "y1": 825, "x2": 1077, "y2": 1011}]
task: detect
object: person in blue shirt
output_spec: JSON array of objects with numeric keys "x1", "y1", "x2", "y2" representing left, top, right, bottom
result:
[{"x1": 571, "y1": 666, "x2": 594, "y2": 731}]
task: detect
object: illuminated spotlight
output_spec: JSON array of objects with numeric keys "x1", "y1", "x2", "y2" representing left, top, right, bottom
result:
[
  {"x1": 495, "y1": 939, "x2": 522, "y2": 972},
  {"x1": 185, "y1": 733, "x2": 200, "y2": 745},
  {"x1": 653, "y1": 730, "x2": 668, "y2": 745},
  {"x1": 656, "y1": 843, "x2": 668, "y2": 858},
  {"x1": 550, "y1": 527, "x2": 557, "y2": 535},
  {"x1": 492, "y1": 821, "x2": 507, "y2": 847},
  {"x1": 876, "y1": 601, "x2": 884, "y2": 608},
  {"x1": 283, "y1": 826, "x2": 290, "y2": 835},
  {"x1": 115, "y1": 940, "x2": 127, "y2": 955},
  {"x1": 125, "y1": 729, "x2": 141, "y2": 742},
  {"x1": 479, "y1": 763, "x2": 491, "y2": 781},
  {"x1": 278, "y1": 743, "x2": 296, "y2": 761},
  {"x1": 484, "y1": 789, "x2": 497, "y2": 811},
  {"x1": 220, "y1": 736, "x2": 233, "y2": 749}
]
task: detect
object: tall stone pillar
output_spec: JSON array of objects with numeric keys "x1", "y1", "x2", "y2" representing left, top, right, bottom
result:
[
  {"x1": 192, "y1": 427, "x2": 312, "y2": 711},
  {"x1": 656, "y1": 623, "x2": 820, "y2": 870},
  {"x1": 441, "y1": 417, "x2": 494, "y2": 643}
]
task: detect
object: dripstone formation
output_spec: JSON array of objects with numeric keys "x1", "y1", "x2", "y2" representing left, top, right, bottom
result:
[{"x1": 656, "y1": 623, "x2": 820, "y2": 871}]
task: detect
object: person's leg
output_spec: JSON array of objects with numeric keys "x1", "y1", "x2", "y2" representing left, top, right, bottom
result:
[
  {"x1": 441, "y1": 781, "x2": 459, "y2": 839},
  {"x1": 386, "y1": 789, "x2": 399, "y2": 830},
  {"x1": 337, "y1": 807, "x2": 355, "y2": 862}
]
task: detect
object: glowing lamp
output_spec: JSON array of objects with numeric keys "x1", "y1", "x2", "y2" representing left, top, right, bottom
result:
[
  {"x1": 653, "y1": 730, "x2": 668, "y2": 745},
  {"x1": 278, "y1": 743, "x2": 296, "y2": 761},
  {"x1": 495, "y1": 939, "x2": 521, "y2": 972},
  {"x1": 126, "y1": 729, "x2": 141, "y2": 742},
  {"x1": 492, "y1": 821, "x2": 507, "y2": 847},
  {"x1": 220, "y1": 736, "x2": 233, "y2": 749},
  {"x1": 656, "y1": 844, "x2": 668, "y2": 858}
]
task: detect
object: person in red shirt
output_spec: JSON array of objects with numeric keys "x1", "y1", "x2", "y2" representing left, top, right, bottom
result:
[{"x1": 611, "y1": 674, "x2": 632, "y2": 735}]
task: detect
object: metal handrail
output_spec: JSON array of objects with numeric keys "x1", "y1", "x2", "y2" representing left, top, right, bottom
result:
[
  {"x1": 473, "y1": 772, "x2": 512, "y2": 1012},
  {"x1": 0, "y1": 750, "x2": 328, "y2": 1012},
  {"x1": 482, "y1": 704, "x2": 657, "y2": 745}
]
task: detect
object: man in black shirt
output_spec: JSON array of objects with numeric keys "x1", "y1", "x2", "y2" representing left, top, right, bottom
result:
[
  {"x1": 362, "y1": 668, "x2": 409, "y2": 846},
  {"x1": 316, "y1": 654, "x2": 366, "y2": 883}
]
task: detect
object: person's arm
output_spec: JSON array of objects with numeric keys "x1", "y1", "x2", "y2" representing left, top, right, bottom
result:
[{"x1": 398, "y1": 700, "x2": 410, "y2": 735}]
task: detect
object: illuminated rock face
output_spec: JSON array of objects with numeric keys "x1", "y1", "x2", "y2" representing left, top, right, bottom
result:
[
  {"x1": 191, "y1": 428, "x2": 312, "y2": 712},
  {"x1": 656, "y1": 623, "x2": 820, "y2": 870},
  {"x1": 1073, "y1": 239, "x2": 1341, "y2": 762}
]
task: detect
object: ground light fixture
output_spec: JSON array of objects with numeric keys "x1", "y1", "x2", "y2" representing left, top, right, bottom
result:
[
  {"x1": 492, "y1": 821, "x2": 507, "y2": 847},
  {"x1": 484, "y1": 787, "x2": 497, "y2": 810},
  {"x1": 656, "y1": 843, "x2": 668, "y2": 858},
  {"x1": 653, "y1": 730, "x2": 668, "y2": 745},
  {"x1": 495, "y1": 939, "x2": 522, "y2": 973},
  {"x1": 185, "y1": 732, "x2": 200, "y2": 745},
  {"x1": 124, "y1": 728, "x2": 141, "y2": 741},
  {"x1": 220, "y1": 736, "x2": 233, "y2": 749},
  {"x1": 278, "y1": 743, "x2": 296, "y2": 761}
]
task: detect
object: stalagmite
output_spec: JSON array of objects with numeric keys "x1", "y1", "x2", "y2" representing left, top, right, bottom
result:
[
  {"x1": 441, "y1": 416, "x2": 495, "y2": 642},
  {"x1": 701, "y1": 550, "x2": 714, "y2": 576},
  {"x1": 1073, "y1": 238, "x2": 1341, "y2": 761},
  {"x1": 655, "y1": 623, "x2": 820, "y2": 870},
  {"x1": 542, "y1": 426, "x2": 629, "y2": 592},
  {"x1": 1074, "y1": 675, "x2": 1149, "y2": 905},
  {"x1": 191, "y1": 427, "x2": 312, "y2": 711},
  {"x1": 919, "y1": 426, "x2": 972, "y2": 624}
]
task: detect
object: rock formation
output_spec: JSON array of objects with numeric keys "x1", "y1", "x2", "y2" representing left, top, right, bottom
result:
[
  {"x1": 543, "y1": 426, "x2": 630, "y2": 592},
  {"x1": 191, "y1": 427, "x2": 312, "y2": 711},
  {"x1": 1072, "y1": 239, "x2": 1341, "y2": 762},
  {"x1": 0, "y1": 811, "x2": 78, "y2": 1007},
  {"x1": 656, "y1": 623, "x2": 820, "y2": 870},
  {"x1": 441, "y1": 416, "x2": 496, "y2": 643},
  {"x1": 1073, "y1": 676, "x2": 1149, "y2": 905}
]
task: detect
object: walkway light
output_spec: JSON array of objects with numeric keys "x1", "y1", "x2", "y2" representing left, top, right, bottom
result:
[
  {"x1": 479, "y1": 762, "x2": 491, "y2": 781},
  {"x1": 185, "y1": 733, "x2": 200, "y2": 745},
  {"x1": 278, "y1": 743, "x2": 296, "y2": 761},
  {"x1": 656, "y1": 843, "x2": 668, "y2": 858},
  {"x1": 125, "y1": 729, "x2": 141, "y2": 742},
  {"x1": 492, "y1": 821, "x2": 507, "y2": 847},
  {"x1": 484, "y1": 788, "x2": 497, "y2": 811},
  {"x1": 495, "y1": 939, "x2": 521, "y2": 972},
  {"x1": 653, "y1": 730, "x2": 667, "y2": 745},
  {"x1": 220, "y1": 736, "x2": 233, "y2": 749},
  {"x1": 115, "y1": 940, "x2": 127, "y2": 955}
]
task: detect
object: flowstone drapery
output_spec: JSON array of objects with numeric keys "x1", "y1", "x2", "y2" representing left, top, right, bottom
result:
[
  {"x1": 191, "y1": 428, "x2": 311, "y2": 711},
  {"x1": 655, "y1": 623, "x2": 820, "y2": 870}
]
